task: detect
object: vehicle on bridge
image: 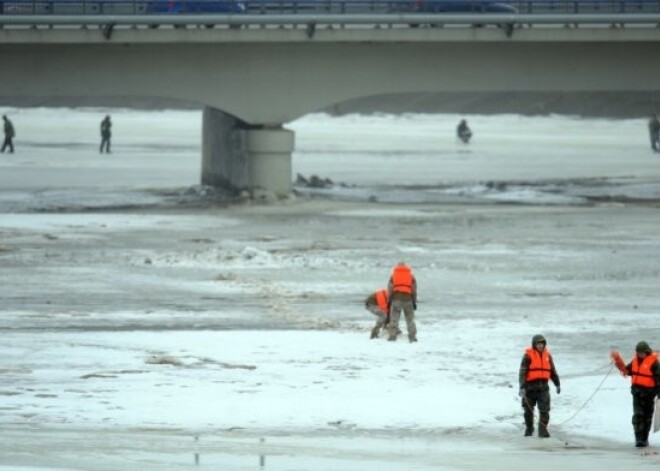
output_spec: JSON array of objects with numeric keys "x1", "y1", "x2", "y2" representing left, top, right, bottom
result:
[
  {"x1": 403, "y1": 0, "x2": 517, "y2": 13},
  {"x1": 0, "y1": 0, "x2": 246, "y2": 14},
  {"x1": 145, "y1": 0, "x2": 245, "y2": 14},
  {"x1": 2, "y1": 0, "x2": 658, "y2": 19},
  {"x1": 389, "y1": 0, "x2": 517, "y2": 30},
  {"x1": 0, "y1": 0, "x2": 148, "y2": 14},
  {"x1": 512, "y1": 0, "x2": 660, "y2": 13},
  {"x1": 241, "y1": 0, "x2": 516, "y2": 14},
  {"x1": 140, "y1": 0, "x2": 245, "y2": 29}
]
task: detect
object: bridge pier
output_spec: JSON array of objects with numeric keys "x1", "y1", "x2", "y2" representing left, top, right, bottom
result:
[
  {"x1": 201, "y1": 107, "x2": 294, "y2": 199},
  {"x1": 246, "y1": 126, "x2": 295, "y2": 199}
]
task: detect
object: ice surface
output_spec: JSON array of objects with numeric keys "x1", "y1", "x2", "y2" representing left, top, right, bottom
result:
[{"x1": 1, "y1": 107, "x2": 659, "y2": 470}]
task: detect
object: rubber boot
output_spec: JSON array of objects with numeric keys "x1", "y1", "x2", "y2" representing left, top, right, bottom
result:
[
  {"x1": 642, "y1": 421, "x2": 652, "y2": 445},
  {"x1": 637, "y1": 423, "x2": 651, "y2": 448},
  {"x1": 538, "y1": 412, "x2": 550, "y2": 438},
  {"x1": 524, "y1": 411, "x2": 534, "y2": 437},
  {"x1": 633, "y1": 419, "x2": 651, "y2": 447}
]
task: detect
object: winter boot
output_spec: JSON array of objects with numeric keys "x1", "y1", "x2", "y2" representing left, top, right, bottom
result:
[
  {"x1": 636, "y1": 429, "x2": 650, "y2": 448},
  {"x1": 370, "y1": 327, "x2": 380, "y2": 339},
  {"x1": 524, "y1": 411, "x2": 534, "y2": 437},
  {"x1": 408, "y1": 334, "x2": 417, "y2": 343},
  {"x1": 538, "y1": 413, "x2": 550, "y2": 438},
  {"x1": 641, "y1": 422, "x2": 652, "y2": 447}
]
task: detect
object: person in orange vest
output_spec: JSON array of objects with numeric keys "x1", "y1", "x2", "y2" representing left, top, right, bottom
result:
[
  {"x1": 386, "y1": 261, "x2": 417, "y2": 343},
  {"x1": 622, "y1": 341, "x2": 660, "y2": 447},
  {"x1": 518, "y1": 334, "x2": 561, "y2": 438},
  {"x1": 364, "y1": 288, "x2": 390, "y2": 339}
]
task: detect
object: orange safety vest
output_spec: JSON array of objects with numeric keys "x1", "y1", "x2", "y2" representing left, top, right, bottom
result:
[
  {"x1": 525, "y1": 347, "x2": 552, "y2": 382},
  {"x1": 375, "y1": 289, "x2": 389, "y2": 314},
  {"x1": 631, "y1": 352, "x2": 658, "y2": 388},
  {"x1": 392, "y1": 265, "x2": 413, "y2": 294}
]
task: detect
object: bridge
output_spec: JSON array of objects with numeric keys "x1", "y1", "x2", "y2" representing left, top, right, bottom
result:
[{"x1": 2, "y1": 1, "x2": 660, "y2": 197}]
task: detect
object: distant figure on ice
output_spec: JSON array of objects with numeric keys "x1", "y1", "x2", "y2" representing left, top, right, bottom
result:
[
  {"x1": 364, "y1": 288, "x2": 389, "y2": 339},
  {"x1": 648, "y1": 114, "x2": 660, "y2": 152},
  {"x1": 100, "y1": 115, "x2": 112, "y2": 154},
  {"x1": 386, "y1": 262, "x2": 417, "y2": 343},
  {"x1": 518, "y1": 334, "x2": 561, "y2": 438},
  {"x1": 611, "y1": 341, "x2": 660, "y2": 448},
  {"x1": 456, "y1": 119, "x2": 472, "y2": 144},
  {"x1": 1, "y1": 115, "x2": 15, "y2": 153}
]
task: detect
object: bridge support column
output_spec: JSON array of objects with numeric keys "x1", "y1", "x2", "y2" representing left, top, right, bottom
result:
[
  {"x1": 201, "y1": 106, "x2": 249, "y2": 193},
  {"x1": 201, "y1": 106, "x2": 294, "y2": 199},
  {"x1": 246, "y1": 127, "x2": 294, "y2": 199}
]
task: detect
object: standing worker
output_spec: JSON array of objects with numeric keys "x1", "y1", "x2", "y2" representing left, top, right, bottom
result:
[
  {"x1": 519, "y1": 334, "x2": 561, "y2": 438},
  {"x1": 1, "y1": 115, "x2": 15, "y2": 153},
  {"x1": 364, "y1": 288, "x2": 389, "y2": 339},
  {"x1": 100, "y1": 115, "x2": 112, "y2": 154},
  {"x1": 386, "y1": 262, "x2": 417, "y2": 343},
  {"x1": 612, "y1": 341, "x2": 660, "y2": 447},
  {"x1": 648, "y1": 114, "x2": 660, "y2": 152}
]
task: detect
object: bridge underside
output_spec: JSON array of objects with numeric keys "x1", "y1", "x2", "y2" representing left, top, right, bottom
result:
[{"x1": 2, "y1": 32, "x2": 660, "y2": 123}]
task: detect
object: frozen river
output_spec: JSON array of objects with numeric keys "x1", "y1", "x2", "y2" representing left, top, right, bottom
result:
[{"x1": 0, "y1": 108, "x2": 659, "y2": 470}]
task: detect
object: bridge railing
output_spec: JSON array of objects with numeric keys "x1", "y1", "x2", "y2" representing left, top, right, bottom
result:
[
  {"x1": 2, "y1": 0, "x2": 660, "y2": 15},
  {"x1": 1, "y1": 0, "x2": 660, "y2": 31},
  {"x1": 510, "y1": 0, "x2": 660, "y2": 13}
]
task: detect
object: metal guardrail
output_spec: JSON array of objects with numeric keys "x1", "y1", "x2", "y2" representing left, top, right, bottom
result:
[
  {"x1": 2, "y1": 12, "x2": 660, "y2": 24},
  {"x1": 2, "y1": 0, "x2": 660, "y2": 14},
  {"x1": 1, "y1": 0, "x2": 660, "y2": 27}
]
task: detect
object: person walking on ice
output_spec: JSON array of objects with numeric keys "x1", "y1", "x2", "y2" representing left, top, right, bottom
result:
[
  {"x1": 519, "y1": 334, "x2": 561, "y2": 438},
  {"x1": 2, "y1": 115, "x2": 15, "y2": 153},
  {"x1": 648, "y1": 114, "x2": 660, "y2": 152},
  {"x1": 611, "y1": 341, "x2": 660, "y2": 448},
  {"x1": 100, "y1": 115, "x2": 112, "y2": 154}
]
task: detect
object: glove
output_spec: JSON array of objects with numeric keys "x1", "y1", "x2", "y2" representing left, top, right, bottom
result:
[
  {"x1": 518, "y1": 387, "x2": 526, "y2": 399},
  {"x1": 556, "y1": 385, "x2": 561, "y2": 395},
  {"x1": 412, "y1": 302, "x2": 417, "y2": 310}
]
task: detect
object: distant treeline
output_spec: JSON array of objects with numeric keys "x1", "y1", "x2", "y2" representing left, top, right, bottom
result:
[
  {"x1": 327, "y1": 92, "x2": 660, "y2": 119},
  {"x1": 2, "y1": 92, "x2": 660, "y2": 118}
]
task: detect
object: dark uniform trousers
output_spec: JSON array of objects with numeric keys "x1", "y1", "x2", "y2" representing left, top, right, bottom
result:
[
  {"x1": 522, "y1": 380, "x2": 551, "y2": 434},
  {"x1": 632, "y1": 388, "x2": 656, "y2": 441}
]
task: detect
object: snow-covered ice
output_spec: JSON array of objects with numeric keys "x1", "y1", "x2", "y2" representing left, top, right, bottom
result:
[{"x1": 1, "y1": 107, "x2": 660, "y2": 470}]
